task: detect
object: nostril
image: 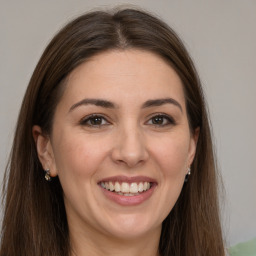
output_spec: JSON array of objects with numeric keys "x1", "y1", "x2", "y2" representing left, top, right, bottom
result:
[{"x1": 113, "y1": 152, "x2": 147, "y2": 168}]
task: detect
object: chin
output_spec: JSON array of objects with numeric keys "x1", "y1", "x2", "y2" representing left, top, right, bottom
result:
[{"x1": 99, "y1": 213, "x2": 161, "y2": 240}]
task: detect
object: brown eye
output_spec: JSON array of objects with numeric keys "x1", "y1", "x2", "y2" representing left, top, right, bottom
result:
[
  {"x1": 152, "y1": 116, "x2": 164, "y2": 125},
  {"x1": 80, "y1": 115, "x2": 109, "y2": 127},
  {"x1": 147, "y1": 114, "x2": 175, "y2": 126},
  {"x1": 89, "y1": 116, "x2": 103, "y2": 125}
]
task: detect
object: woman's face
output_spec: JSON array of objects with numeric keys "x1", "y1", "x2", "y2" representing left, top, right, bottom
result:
[{"x1": 35, "y1": 49, "x2": 198, "y2": 241}]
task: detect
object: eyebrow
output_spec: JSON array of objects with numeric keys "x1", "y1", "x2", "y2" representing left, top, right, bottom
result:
[
  {"x1": 69, "y1": 97, "x2": 182, "y2": 112},
  {"x1": 142, "y1": 98, "x2": 183, "y2": 112},
  {"x1": 69, "y1": 99, "x2": 116, "y2": 112}
]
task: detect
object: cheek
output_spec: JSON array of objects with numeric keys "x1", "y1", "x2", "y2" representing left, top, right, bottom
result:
[
  {"x1": 146, "y1": 134, "x2": 191, "y2": 220},
  {"x1": 52, "y1": 131, "x2": 109, "y2": 181},
  {"x1": 150, "y1": 134, "x2": 190, "y2": 177}
]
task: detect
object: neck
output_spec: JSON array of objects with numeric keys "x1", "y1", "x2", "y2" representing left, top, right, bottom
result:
[{"x1": 69, "y1": 225, "x2": 161, "y2": 256}]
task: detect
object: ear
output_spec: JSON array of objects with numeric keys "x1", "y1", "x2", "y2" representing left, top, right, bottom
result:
[
  {"x1": 32, "y1": 125, "x2": 58, "y2": 177},
  {"x1": 187, "y1": 127, "x2": 200, "y2": 166}
]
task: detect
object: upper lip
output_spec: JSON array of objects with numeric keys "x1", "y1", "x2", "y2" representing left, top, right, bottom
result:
[{"x1": 98, "y1": 175, "x2": 157, "y2": 184}]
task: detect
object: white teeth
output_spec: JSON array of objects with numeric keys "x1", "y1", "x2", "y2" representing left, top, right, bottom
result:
[
  {"x1": 143, "y1": 182, "x2": 148, "y2": 191},
  {"x1": 100, "y1": 181, "x2": 152, "y2": 195},
  {"x1": 114, "y1": 182, "x2": 121, "y2": 192},
  {"x1": 138, "y1": 182, "x2": 144, "y2": 192},
  {"x1": 109, "y1": 182, "x2": 114, "y2": 191},
  {"x1": 121, "y1": 182, "x2": 130, "y2": 193},
  {"x1": 129, "y1": 183, "x2": 138, "y2": 193}
]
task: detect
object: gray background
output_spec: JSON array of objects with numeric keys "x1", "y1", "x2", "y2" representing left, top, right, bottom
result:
[{"x1": 1, "y1": 0, "x2": 255, "y2": 248}]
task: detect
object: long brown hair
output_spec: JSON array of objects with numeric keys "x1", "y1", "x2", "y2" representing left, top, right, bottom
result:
[{"x1": 0, "y1": 7, "x2": 225, "y2": 256}]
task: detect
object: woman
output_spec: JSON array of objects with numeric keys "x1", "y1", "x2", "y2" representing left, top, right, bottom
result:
[{"x1": 0, "y1": 7, "x2": 225, "y2": 256}]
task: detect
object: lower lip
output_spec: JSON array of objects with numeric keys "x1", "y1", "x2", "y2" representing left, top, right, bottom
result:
[{"x1": 99, "y1": 184, "x2": 156, "y2": 206}]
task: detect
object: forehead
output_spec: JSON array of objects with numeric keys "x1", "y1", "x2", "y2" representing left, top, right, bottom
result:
[{"x1": 61, "y1": 49, "x2": 185, "y2": 108}]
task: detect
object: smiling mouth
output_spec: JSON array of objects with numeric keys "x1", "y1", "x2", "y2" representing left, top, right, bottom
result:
[{"x1": 100, "y1": 181, "x2": 152, "y2": 196}]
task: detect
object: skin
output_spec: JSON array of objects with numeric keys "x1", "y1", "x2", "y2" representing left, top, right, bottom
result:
[{"x1": 33, "y1": 49, "x2": 199, "y2": 256}]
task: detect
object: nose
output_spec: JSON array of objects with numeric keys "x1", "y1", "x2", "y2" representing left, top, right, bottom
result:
[{"x1": 111, "y1": 125, "x2": 149, "y2": 168}]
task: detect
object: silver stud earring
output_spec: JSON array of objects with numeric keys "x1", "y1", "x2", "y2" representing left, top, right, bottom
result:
[
  {"x1": 44, "y1": 169, "x2": 52, "y2": 181},
  {"x1": 185, "y1": 167, "x2": 191, "y2": 182}
]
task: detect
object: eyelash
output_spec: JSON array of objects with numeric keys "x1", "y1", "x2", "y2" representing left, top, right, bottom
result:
[
  {"x1": 80, "y1": 114, "x2": 110, "y2": 127},
  {"x1": 146, "y1": 114, "x2": 176, "y2": 127},
  {"x1": 79, "y1": 113, "x2": 175, "y2": 128}
]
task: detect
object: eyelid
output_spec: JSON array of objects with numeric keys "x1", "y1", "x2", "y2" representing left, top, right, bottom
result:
[
  {"x1": 145, "y1": 113, "x2": 176, "y2": 126},
  {"x1": 79, "y1": 112, "x2": 175, "y2": 127},
  {"x1": 79, "y1": 113, "x2": 111, "y2": 126}
]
